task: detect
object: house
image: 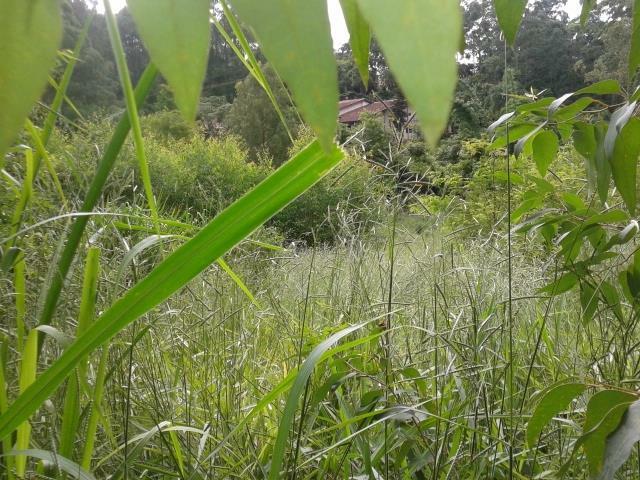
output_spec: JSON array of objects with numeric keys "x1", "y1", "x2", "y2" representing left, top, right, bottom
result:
[{"x1": 338, "y1": 98, "x2": 418, "y2": 140}]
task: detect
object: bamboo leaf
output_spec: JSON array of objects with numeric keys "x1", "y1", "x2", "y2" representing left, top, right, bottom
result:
[
  {"x1": 339, "y1": 0, "x2": 371, "y2": 87},
  {"x1": 0, "y1": 141, "x2": 344, "y2": 442},
  {"x1": 229, "y1": 0, "x2": 338, "y2": 151},
  {"x1": 583, "y1": 390, "x2": 637, "y2": 477},
  {"x1": 356, "y1": 0, "x2": 462, "y2": 146},
  {"x1": 532, "y1": 130, "x2": 558, "y2": 176},
  {"x1": 610, "y1": 118, "x2": 640, "y2": 215},
  {"x1": 526, "y1": 382, "x2": 586, "y2": 448},
  {"x1": 493, "y1": 0, "x2": 528, "y2": 45},
  {"x1": 597, "y1": 400, "x2": 640, "y2": 480},
  {"x1": 0, "y1": 0, "x2": 62, "y2": 163},
  {"x1": 126, "y1": 0, "x2": 211, "y2": 121}
]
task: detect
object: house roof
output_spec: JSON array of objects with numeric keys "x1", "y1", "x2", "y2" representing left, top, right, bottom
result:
[
  {"x1": 339, "y1": 100, "x2": 397, "y2": 124},
  {"x1": 339, "y1": 98, "x2": 367, "y2": 109}
]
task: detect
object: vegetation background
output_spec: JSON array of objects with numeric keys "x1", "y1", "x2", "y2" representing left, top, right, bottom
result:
[{"x1": 1, "y1": 0, "x2": 640, "y2": 478}]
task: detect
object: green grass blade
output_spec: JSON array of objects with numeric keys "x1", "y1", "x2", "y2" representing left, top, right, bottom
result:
[
  {"x1": 268, "y1": 323, "x2": 369, "y2": 480},
  {"x1": 216, "y1": 258, "x2": 260, "y2": 307},
  {"x1": 25, "y1": 119, "x2": 67, "y2": 207},
  {"x1": 15, "y1": 329, "x2": 38, "y2": 477},
  {"x1": 216, "y1": 2, "x2": 295, "y2": 140},
  {"x1": 80, "y1": 345, "x2": 110, "y2": 471},
  {"x1": 14, "y1": 252, "x2": 26, "y2": 352},
  {"x1": 0, "y1": 140, "x2": 344, "y2": 442},
  {"x1": 36, "y1": 64, "x2": 158, "y2": 333},
  {"x1": 59, "y1": 248, "x2": 100, "y2": 462},
  {"x1": 8, "y1": 149, "x2": 35, "y2": 243},
  {"x1": 0, "y1": 338, "x2": 15, "y2": 480},
  {"x1": 103, "y1": 0, "x2": 159, "y2": 230},
  {"x1": 42, "y1": 13, "x2": 94, "y2": 145},
  {"x1": 5, "y1": 449, "x2": 96, "y2": 480}
]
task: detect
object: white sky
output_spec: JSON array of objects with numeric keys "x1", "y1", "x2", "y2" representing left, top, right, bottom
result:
[{"x1": 101, "y1": 0, "x2": 582, "y2": 49}]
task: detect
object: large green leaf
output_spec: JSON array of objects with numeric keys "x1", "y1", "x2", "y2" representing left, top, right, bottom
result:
[
  {"x1": 229, "y1": 0, "x2": 338, "y2": 151},
  {"x1": 126, "y1": 0, "x2": 211, "y2": 122},
  {"x1": 526, "y1": 382, "x2": 586, "y2": 448},
  {"x1": 339, "y1": 0, "x2": 371, "y2": 88},
  {"x1": 630, "y1": 0, "x2": 640, "y2": 79},
  {"x1": 356, "y1": 0, "x2": 462, "y2": 146},
  {"x1": 493, "y1": 0, "x2": 528, "y2": 45},
  {"x1": 0, "y1": 141, "x2": 344, "y2": 442},
  {"x1": 0, "y1": 0, "x2": 62, "y2": 162},
  {"x1": 583, "y1": 390, "x2": 637, "y2": 477},
  {"x1": 532, "y1": 130, "x2": 558, "y2": 175},
  {"x1": 597, "y1": 400, "x2": 640, "y2": 480},
  {"x1": 610, "y1": 118, "x2": 640, "y2": 215}
]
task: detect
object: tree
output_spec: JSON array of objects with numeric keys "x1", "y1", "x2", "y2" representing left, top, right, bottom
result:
[{"x1": 224, "y1": 65, "x2": 300, "y2": 164}]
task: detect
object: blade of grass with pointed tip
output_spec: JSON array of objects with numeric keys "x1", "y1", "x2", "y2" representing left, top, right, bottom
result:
[
  {"x1": 0, "y1": 0, "x2": 62, "y2": 164},
  {"x1": 36, "y1": 64, "x2": 158, "y2": 337},
  {"x1": 493, "y1": 0, "x2": 528, "y2": 45},
  {"x1": 104, "y1": 0, "x2": 159, "y2": 230},
  {"x1": 269, "y1": 323, "x2": 368, "y2": 480},
  {"x1": 59, "y1": 248, "x2": 101, "y2": 462},
  {"x1": 217, "y1": 258, "x2": 260, "y2": 307},
  {"x1": 0, "y1": 140, "x2": 344, "y2": 442},
  {"x1": 0, "y1": 339, "x2": 14, "y2": 480},
  {"x1": 126, "y1": 0, "x2": 210, "y2": 122},
  {"x1": 8, "y1": 149, "x2": 35, "y2": 244},
  {"x1": 339, "y1": 0, "x2": 371, "y2": 88},
  {"x1": 356, "y1": 0, "x2": 462, "y2": 147},
  {"x1": 15, "y1": 329, "x2": 38, "y2": 478},
  {"x1": 14, "y1": 252, "x2": 26, "y2": 352},
  {"x1": 25, "y1": 119, "x2": 66, "y2": 206},
  {"x1": 5, "y1": 449, "x2": 96, "y2": 480},
  {"x1": 217, "y1": 2, "x2": 295, "y2": 140},
  {"x1": 229, "y1": 0, "x2": 338, "y2": 151}
]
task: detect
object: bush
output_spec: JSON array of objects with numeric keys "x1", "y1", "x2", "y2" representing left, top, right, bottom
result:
[{"x1": 142, "y1": 110, "x2": 196, "y2": 141}]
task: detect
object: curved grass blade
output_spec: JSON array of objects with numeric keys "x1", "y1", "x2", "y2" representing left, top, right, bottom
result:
[
  {"x1": 4, "y1": 449, "x2": 96, "y2": 480},
  {"x1": 0, "y1": 141, "x2": 344, "y2": 442},
  {"x1": 104, "y1": 0, "x2": 159, "y2": 230},
  {"x1": 215, "y1": 2, "x2": 295, "y2": 140},
  {"x1": 269, "y1": 323, "x2": 368, "y2": 480}
]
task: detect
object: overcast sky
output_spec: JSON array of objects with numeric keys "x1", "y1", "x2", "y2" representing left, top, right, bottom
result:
[{"x1": 101, "y1": 0, "x2": 583, "y2": 49}]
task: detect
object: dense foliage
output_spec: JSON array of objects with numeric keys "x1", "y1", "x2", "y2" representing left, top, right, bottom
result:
[{"x1": 2, "y1": 0, "x2": 640, "y2": 479}]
